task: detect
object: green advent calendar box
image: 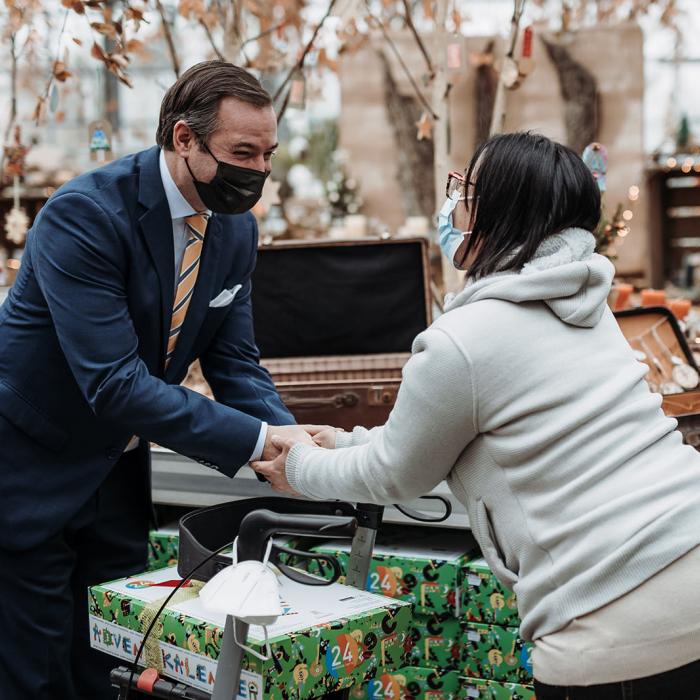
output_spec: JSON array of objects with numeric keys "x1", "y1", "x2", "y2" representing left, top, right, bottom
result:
[
  {"x1": 350, "y1": 666, "x2": 462, "y2": 700},
  {"x1": 404, "y1": 613, "x2": 465, "y2": 671},
  {"x1": 147, "y1": 528, "x2": 180, "y2": 572},
  {"x1": 462, "y1": 678, "x2": 535, "y2": 700},
  {"x1": 89, "y1": 565, "x2": 410, "y2": 699},
  {"x1": 463, "y1": 623, "x2": 533, "y2": 685},
  {"x1": 297, "y1": 526, "x2": 478, "y2": 616},
  {"x1": 461, "y1": 557, "x2": 519, "y2": 626}
]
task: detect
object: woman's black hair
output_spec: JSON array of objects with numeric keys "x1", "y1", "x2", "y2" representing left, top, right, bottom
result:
[{"x1": 459, "y1": 132, "x2": 601, "y2": 279}]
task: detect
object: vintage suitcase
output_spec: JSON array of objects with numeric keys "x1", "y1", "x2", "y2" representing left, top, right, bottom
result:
[
  {"x1": 615, "y1": 306, "x2": 700, "y2": 447},
  {"x1": 250, "y1": 237, "x2": 433, "y2": 430}
]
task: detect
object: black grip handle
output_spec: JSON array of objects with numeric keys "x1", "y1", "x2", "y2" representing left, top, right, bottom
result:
[
  {"x1": 272, "y1": 543, "x2": 342, "y2": 585},
  {"x1": 394, "y1": 495, "x2": 452, "y2": 523},
  {"x1": 110, "y1": 666, "x2": 210, "y2": 698},
  {"x1": 237, "y1": 510, "x2": 356, "y2": 562}
]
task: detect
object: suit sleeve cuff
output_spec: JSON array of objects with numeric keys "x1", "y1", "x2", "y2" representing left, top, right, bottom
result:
[{"x1": 248, "y1": 422, "x2": 268, "y2": 463}]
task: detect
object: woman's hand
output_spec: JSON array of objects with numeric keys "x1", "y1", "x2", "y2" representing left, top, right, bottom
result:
[
  {"x1": 251, "y1": 435, "x2": 303, "y2": 495},
  {"x1": 312, "y1": 427, "x2": 344, "y2": 449}
]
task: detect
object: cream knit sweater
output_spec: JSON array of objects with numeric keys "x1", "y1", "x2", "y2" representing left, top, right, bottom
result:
[{"x1": 285, "y1": 228, "x2": 700, "y2": 642}]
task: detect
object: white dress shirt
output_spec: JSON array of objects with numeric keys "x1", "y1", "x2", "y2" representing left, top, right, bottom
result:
[{"x1": 124, "y1": 152, "x2": 267, "y2": 462}]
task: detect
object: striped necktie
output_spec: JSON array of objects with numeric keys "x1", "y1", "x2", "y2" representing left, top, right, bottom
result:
[{"x1": 166, "y1": 212, "x2": 208, "y2": 367}]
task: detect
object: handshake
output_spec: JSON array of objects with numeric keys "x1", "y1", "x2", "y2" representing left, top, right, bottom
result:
[{"x1": 252, "y1": 424, "x2": 343, "y2": 495}]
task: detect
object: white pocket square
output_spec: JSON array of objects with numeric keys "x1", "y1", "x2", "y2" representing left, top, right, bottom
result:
[{"x1": 209, "y1": 284, "x2": 243, "y2": 308}]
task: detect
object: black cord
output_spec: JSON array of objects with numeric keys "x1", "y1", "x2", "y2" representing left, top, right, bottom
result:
[{"x1": 123, "y1": 540, "x2": 234, "y2": 700}]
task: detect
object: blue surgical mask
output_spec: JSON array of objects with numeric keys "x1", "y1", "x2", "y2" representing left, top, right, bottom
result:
[{"x1": 438, "y1": 191, "x2": 471, "y2": 268}]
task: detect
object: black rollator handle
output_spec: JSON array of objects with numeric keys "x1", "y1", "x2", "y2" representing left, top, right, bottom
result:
[
  {"x1": 111, "y1": 666, "x2": 210, "y2": 698},
  {"x1": 394, "y1": 495, "x2": 452, "y2": 523},
  {"x1": 236, "y1": 509, "x2": 357, "y2": 562}
]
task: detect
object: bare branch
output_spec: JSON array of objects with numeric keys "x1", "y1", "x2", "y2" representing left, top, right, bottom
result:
[
  {"x1": 155, "y1": 0, "x2": 180, "y2": 77},
  {"x1": 365, "y1": 5, "x2": 438, "y2": 120},
  {"x1": 199, "y1": 17, "x2": 225, "y2": 62},
  {"x1": 401, "y1": 0, "x2": 434, "y2": 78},
  {"x1": 35, "y1": 8, "x2": 71, "y2": 127},
  {"x1": 1, "y1": 34, "x2": 19, "y2": 176},
  {"x1": 241, "y1": 20, "x2": 289, "y2": 49},
  {"x1": 273, "y1": 0, "x2": 340, "y2": 105}
]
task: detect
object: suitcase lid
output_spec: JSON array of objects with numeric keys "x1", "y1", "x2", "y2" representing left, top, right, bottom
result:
[{"x1": 251, "y1": 237, "x2": 432, "y2": 359}]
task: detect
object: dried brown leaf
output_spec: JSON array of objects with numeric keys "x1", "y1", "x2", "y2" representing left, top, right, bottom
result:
[
  {"x1": 109, "y1": 52, "x2": 129, "y2": 68},
  {"x1": 53, "y1": 60, "x2": 72, "y2": 82},
  {"x1": 124, "y1": 7, "x2": 145, "y2": 22},
  {"x1": 91, "y1": 41, "x2": 107, "y2": 61},
  {"x1": 32, "y1": 96, "x2": 46, "y2": 124},
  {"x1": 116, "y1": 71, "x2": 133, "y2": 88},
  {"x1": 72, "y1": 37, "x2": 83, "y2": 46},
  {"x1": 125, "y1": 38, "x2": 143, "y2": 52},
  {"x1": 62, "y1": 0, "x2": 85, "y2": 14},
  {"x1": 178, "y1": 0, "x2": 205, "y2": 20},
  {"x1": 91, "y1": 21, "x2": 117, "y2": 39}
]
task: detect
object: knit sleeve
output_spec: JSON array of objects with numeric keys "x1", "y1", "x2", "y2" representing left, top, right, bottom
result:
[
  {"x1": 334, "y1": 426, "x2": 381, "y2": 448},
  {"x1": 285, "y1": 327, "x2": 478, "y2": 503}
]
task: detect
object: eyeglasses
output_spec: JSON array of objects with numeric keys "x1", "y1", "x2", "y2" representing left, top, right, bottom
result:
[{"x1": 446, "y1": 171, "x2": 476, "y2": 202}]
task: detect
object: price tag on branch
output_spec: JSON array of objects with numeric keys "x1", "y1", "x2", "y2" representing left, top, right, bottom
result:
[
  {"x1": 446, "y1": 38, "x2": 463, "y2": 71},
  {"x1": 88, "y1": 120, "x2": 113, "y2": 163},
  {"x1": 288, "y1": 70, "x2": 307, "y2": 110},
  {"x1": 518, "y1": 25, "x2": 535, "y2": 77}
]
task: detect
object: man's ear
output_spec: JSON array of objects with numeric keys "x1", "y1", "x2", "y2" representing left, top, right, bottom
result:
[{"x1": 172, "y1": 120, "x2": 195, "y2": 158}]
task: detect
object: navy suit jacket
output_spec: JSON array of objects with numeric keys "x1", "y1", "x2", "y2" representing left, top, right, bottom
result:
[{"x1": 0, "y1": 146, "x2": 294, "y2": 550}]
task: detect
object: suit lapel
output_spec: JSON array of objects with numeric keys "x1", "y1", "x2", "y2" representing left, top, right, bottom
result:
[
  {"x1": 165, "y1": 214, "x2": 224, "y2": 381},
  {"x1": 137, "y1": 147, "x2": 175, "y2": 374}
]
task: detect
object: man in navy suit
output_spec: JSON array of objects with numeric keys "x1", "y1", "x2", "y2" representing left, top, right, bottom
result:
[{"x1": 0, "y1": 61, "x2": 315, "y2": 698}]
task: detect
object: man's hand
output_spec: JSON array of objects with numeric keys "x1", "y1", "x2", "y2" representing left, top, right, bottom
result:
[
  {"x1": 252, "y1": 436, "x2": 302, "y2": 495},
  {"x1": 261, "y1": 424, "x2": 334, "y2": 461}
]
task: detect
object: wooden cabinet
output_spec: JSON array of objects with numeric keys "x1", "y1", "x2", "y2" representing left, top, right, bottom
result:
[{"x1": 647, "y1": 165, "x2": 700, "y2": 292}]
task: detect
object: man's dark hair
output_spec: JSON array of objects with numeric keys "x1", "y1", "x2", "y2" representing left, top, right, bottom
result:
[
  {"x1": 460, "y1": 132, "x2": 601, "y2": 279},
  {"x1": 156, "y1": 61, "x2": 272, "y2": 150}
]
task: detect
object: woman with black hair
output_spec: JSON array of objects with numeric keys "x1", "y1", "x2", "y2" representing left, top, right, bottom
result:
[{"x1": 253, "y1": 132, "x2": 700, "y2": 699}]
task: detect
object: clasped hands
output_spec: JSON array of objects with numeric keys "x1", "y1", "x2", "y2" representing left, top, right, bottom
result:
[{"x1": 252, "y1": 424, "x2": 342, "y2": 495}]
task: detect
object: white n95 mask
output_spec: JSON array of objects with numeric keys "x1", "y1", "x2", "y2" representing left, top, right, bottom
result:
[
  {"x1": 438, "y1": 191, "x2": 471, "y2": 268},
  {"x1": 199, "y1": 538, "x2": 282, "y2": 661}
]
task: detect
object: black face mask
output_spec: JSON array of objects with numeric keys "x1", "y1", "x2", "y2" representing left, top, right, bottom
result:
[{"x1": 184, "y1": 142, "x2": 269, "y2": 215}]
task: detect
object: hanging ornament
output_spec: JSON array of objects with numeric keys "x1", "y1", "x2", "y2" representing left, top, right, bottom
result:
[
  {"x1": 501, "y1": 56, "x2": 521, "y2": 89},
  {"x1": 446, "y1": 36, "x2": 463, "y2": 72},
  {"x1": 4, "y1": 173, "x2": 29, "y2": 247},
  {"x1": 415, "y1": 112, "x2": 434, "y2": 141},
  {"x1": 5, "y1": 207, "x2": 29, "y2": 247},
  {"x1": 518, "y1": 26, "x2": 535, "y2": 77},
  {"x1": 88, "y1": 119, "x2": 113, "y2": 163},
  {"x1": 582, "y1": 142, "x2": 608, "y2": 192},
  {"x1": 3, "y1": 125, "x2": 28, "y2": 181},
  {"x1": 288, "y1": 69, "x2": 306, "y2": 110},
  {"x1": 49, "y1": 83, "x2": 60, "y2": 113}
]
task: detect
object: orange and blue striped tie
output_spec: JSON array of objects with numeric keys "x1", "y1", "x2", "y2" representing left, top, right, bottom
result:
[{"x1": 166, "y1": 212, "x2": 208, "y2": 367}]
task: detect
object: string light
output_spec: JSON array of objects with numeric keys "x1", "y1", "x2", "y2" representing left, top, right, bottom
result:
[
  {"x1": 628, "y1": 185, "x2": 640, "y2": 201},
  {"x1": 667, "y1": 157, "x2": 678, "y2": 168},
  {"x1": 623, "y1": 209, "x2": 634, "y2": 221}
]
